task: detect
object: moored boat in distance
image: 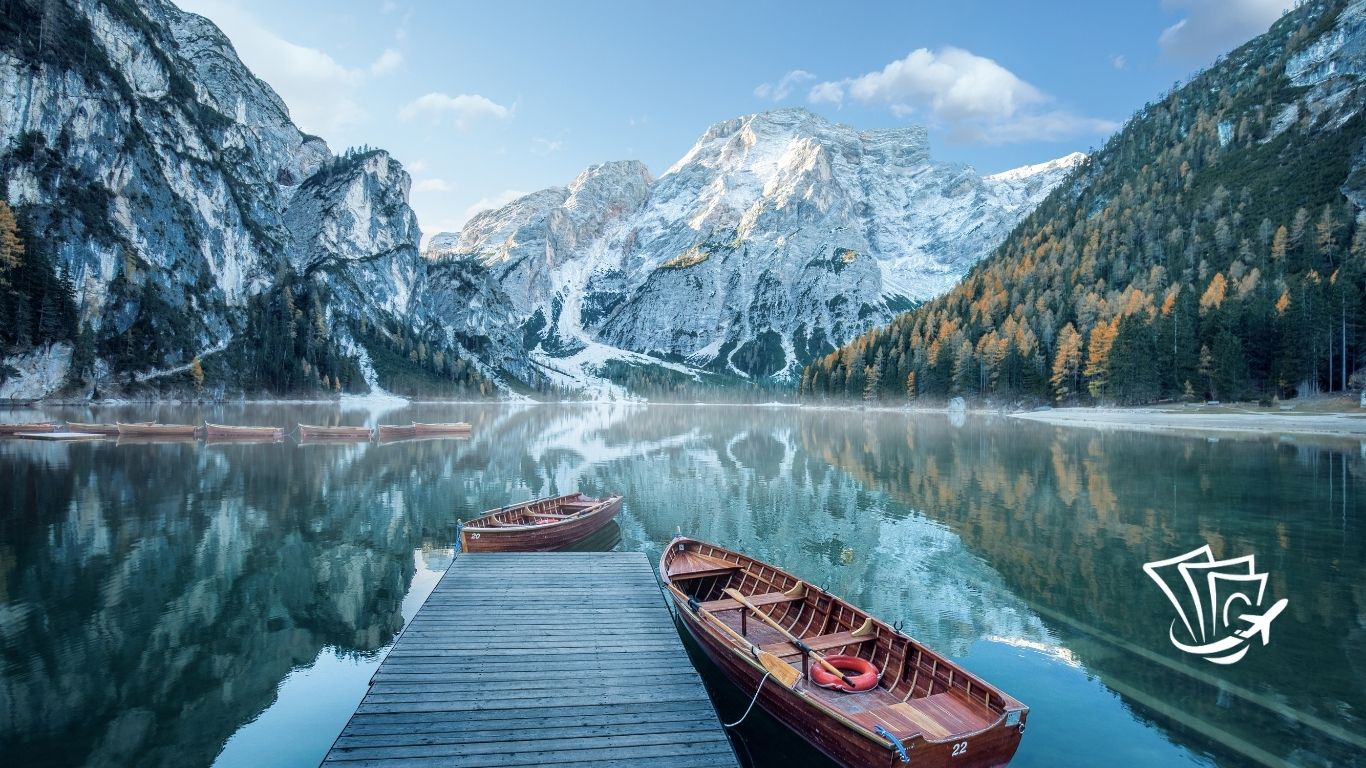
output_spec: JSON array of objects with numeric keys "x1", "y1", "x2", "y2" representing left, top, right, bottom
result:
[
  {"x1": 116, "y1": 422, "x2": 198, "y2": 437},
  {"x1": 298, "y1": 424, "x2": 373, "y2": 441},
  {"x1": 459, "y1": 493, "x2": 623, "y2": 552},
  {"x1": 0, "y1": 422, "x2": 58, "y2": 435},
  {"x1": 412, "y1": 421, "x2": 472, "y2": 436},
  {"x1": 67, "y1": 421, "x2": 151, "y2": 436},
  {"x1": 377, "y1": 424, "x2": 418, "y2": 441},
  {"x1": 203, "y1": 422, "x2": 283, "y2": 440},
  {"x1": 661, "y1": 537, "x2": 1028, "y2": 768}
]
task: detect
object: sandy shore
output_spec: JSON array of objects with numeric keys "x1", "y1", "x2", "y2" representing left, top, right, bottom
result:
[{"x1": 1011, "y1": 406, "x2": 1366, "y2": 439}]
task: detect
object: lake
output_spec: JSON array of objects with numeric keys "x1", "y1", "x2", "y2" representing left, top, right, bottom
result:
[{"x1": 0, "y1": 402, "x2": 1361, "y2": 767}]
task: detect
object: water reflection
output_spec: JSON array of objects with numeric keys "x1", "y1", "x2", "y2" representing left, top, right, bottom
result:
[{"x1": 0, "y1": 404, "x2": 1359, "y2": 768}]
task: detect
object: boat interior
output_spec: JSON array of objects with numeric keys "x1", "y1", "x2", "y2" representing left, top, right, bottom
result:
[
  {"x1": 469, "y1": 495, "x2": 606, "y2": 529},
  {"x1": 665, "y1": 542, "x2": 1013, "y2": 743}
]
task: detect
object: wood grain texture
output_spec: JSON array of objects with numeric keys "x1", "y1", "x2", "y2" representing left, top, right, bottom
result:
[{"x1": 321, "y1": 551, "x2": 739, "y2": 767}]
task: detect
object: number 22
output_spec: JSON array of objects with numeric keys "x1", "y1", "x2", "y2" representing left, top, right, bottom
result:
[{"x1": 951, "y1": 741, "x2": 968, "y2": 757}]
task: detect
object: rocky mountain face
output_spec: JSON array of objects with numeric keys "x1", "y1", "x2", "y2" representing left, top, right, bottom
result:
[
  {"x1": 805, "y1": 0, "x2": 1366, "y2": 406},
  {"x1": 0, "y1": 0, "x2": 1074, "y2": 399},
  {"x1": 432, "y1": 109, "x2": 1081, "y2": 392},
  {"x1": 0, "y1": 0, "x2": 517, "y2": 398}
]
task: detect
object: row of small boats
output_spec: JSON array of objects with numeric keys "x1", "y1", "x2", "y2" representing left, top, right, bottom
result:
[
  {"x1": 0, "y1": 421, "x2": 472, "y2": 442},
  {"x1": 456, "y1": 491, "x2": 1028, "y2": 767}
]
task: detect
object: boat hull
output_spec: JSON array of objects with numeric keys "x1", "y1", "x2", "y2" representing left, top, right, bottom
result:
[
  {"x1": 412, "y1": 422, "x2": 472, "y2": 435},
  {"x1": 204, "y1": 423, "x2": 283, "y2": 439},
  {"x1": 661, "y1": 539, "x2": 1026, "y2": 768},
  {"x1": 460, "y1": 496, "x2": 622, "y2": 552},
  {"x1": 0, "y1": 423, "x2": 58, "y2": 435},
  {"x1": 377, "y1": 424, "x2": 418, "y2": 441},
  {"x1": 117, "y1": 423, "x2": 198, "y2": 437},
  {"x1": 675, "y1": 608, "x2": 1023, "y2": 768},
  {"x1": 298, "y1": 424, "x2": 372, "y2": 440},
  {"x1": 66, "y1": 422, "x2": 134, "y2": 436}
]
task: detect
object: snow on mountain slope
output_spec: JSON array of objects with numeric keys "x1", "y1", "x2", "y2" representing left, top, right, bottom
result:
[{"x1": 429, "y1": 108, "x2": 1081, "y2": 390}]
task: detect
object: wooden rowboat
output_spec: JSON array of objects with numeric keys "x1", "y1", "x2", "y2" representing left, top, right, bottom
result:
[
  {"x1": 117, "y1": 422, "x2": 198, "y2": 437},
  {"x1": 377, "y1": 424, "x2": 418, "y2": 441},
  {"x1": 459, "y1": 493, "x2": 623, "y2": 552},
  {"x1": 204, "y1": 422, "x2": 283, "y2": 440},
  {"x1": 298, "y1": 424, "x2": 373, "y2": 441},
  {"x1": 67, "y1": 421, "x2": 151, "y2": 436},
  {"x1": 412, "y1": 421, "x2": 472, "y2": 435},
  {"x1": 0, "y1": 422, "x2": 58, "y2": 435},
  {"x1": 661, "y1": 537, "x2": 1028, "y2": 768}
]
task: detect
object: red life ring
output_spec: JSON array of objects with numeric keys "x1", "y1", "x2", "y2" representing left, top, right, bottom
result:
[{"x1": 809, "y1": 655, "x2": 880, "y2": 692}]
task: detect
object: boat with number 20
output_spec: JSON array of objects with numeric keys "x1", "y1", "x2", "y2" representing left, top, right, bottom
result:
[
  {"x1": 459, "y1": 493, "x2": 623, "y2": 552},
  {"x1": 661, "y1": 537, "x2": 1027, "y2": 768}
]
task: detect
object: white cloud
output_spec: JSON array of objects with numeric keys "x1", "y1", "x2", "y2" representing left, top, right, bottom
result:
[
  {"x1": 370, "y1": 48, "x2": 403, "y2": 76},
  {"x1": 807, "y1": 46, "x2": 1116, "y2": 143},
  {"x1": 405, "y1": 159, "x2": 429, "y2": 174},
  {"x1": 414, "y1": 178, "x2": 451, "y2": 192},
  {"x1": 462, "y1": 190, "x2": 524, "y2": 222},
  {"x1": 399, "y1": 92, "x2": 510, "y2": 128},
  {"x1": 1111, "y1": 54, "x2": 1128, "y2": 70},
  {"x1": 1158, "y1": 0, "x2": 1288, "y2": 62},
  {"x1": 754, "y1": 69, "x2": 816, "y2": 101},
  {"x1": 807, "y1": 81, "x2": 845, "y2": 107},
  {"x1": 179, "y1": 0, "x2": 406, "y2": 138},
  {"x1": 533, "y1": 137, "x2": 564, "y2": 155}
]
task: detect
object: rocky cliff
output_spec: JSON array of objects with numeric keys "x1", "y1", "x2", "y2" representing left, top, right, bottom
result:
[
  {"x1": 0, "y1": 0, "x2": 507, "y2": 398},
  {"x1": 431, "y1": 109, "x2": 1081, "y2": 392}
]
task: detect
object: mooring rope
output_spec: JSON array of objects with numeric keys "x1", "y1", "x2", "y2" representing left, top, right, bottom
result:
[{"x1": 722, "y1": 670, "x2": 771, "y2": 728}]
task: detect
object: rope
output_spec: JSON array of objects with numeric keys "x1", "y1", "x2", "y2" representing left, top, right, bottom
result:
[{"x1": 722, "y1": 670, "x2": 770, "y2": 728}]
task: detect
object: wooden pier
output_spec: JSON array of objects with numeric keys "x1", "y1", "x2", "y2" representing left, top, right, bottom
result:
[{"x1": 322, "y1": 551, "x2": 740, "y2": 767}]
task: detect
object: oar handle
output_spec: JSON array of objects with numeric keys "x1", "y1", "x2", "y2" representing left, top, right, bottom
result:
[{"x1": 723, "y1": 588, "x2": 857, "y2": 687}]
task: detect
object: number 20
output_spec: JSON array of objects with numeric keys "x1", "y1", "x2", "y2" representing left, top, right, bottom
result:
[{"x1": 951, "y1": 741, "x2": 968, "y2": 757}]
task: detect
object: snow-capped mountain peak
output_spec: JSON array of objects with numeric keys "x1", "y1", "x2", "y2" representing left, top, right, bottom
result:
[
  {"x1": 986, "y1": 151, "x2": 1087, "y2": 182},
  {"x1": 424, "y1": 109, "x2": 1081, "y2": 393}
]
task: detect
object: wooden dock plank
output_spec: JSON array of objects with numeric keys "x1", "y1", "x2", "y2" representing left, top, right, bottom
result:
[{"x1": 321, "y1": 552, "x2": 739, "y2": 767}]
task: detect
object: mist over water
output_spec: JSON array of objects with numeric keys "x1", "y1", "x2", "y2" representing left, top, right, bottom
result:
[{"x1": 0, "y1": 403, "x2": 1361, "y2": 767}]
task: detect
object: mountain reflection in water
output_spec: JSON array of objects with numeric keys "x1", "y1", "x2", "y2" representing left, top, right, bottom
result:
[{"x1": 0, "y1": 403, "x2": 1360, "y2": 768}]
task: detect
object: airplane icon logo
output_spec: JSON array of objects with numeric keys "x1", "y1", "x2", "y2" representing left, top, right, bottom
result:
[{"x1": 1143, "y1": 546, "x2": 1289, "y2": 665}]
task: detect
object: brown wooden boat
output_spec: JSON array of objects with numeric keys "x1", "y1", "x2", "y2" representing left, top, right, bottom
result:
[
  {"x1": 661, "y1": 537, "x2": 1028, "y2": 768},
  {"x1": 117, "y1": 422, "x2": 198, "y2": 437},
  {"x1": 377, "y1": 423, "x2": 418, "y2": 441},
  {"x1": 67, "y1": 421, "x2": 151, "y2": 436},
  {"x1": 298, "y1": 424, "x2": 373, "y2": 441},
  {"x1": 459, "y1": 493, "x2": 623, "y2": 552},
  {"x1": 0, "y1": 422, "x2": 58, "y2": 435},
  {"x1": 204, "y1": 422, "x2": 283, "y2": 440},
  {"x1": 412, "y1": 421, "x2": 472, "y2": 435}
]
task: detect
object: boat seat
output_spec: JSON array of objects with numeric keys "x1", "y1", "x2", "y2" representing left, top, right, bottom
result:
[
  {"x1": 862, "y1": 692, "x2": 992, "y2": 742},
  {"x1": 699, "y1": 586, "x2": 805, "y2": 613},
  {"x1": 761, "y1": 625, "x2": 877, "y2": 658},
  {"x1": 759, "y1": 612, "x2": 874, "y2": 655}
]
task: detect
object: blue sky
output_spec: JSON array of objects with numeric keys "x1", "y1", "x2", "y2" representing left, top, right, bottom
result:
[{"x1": 177, "y1": 0, "x2": 1291, "y2": 241}]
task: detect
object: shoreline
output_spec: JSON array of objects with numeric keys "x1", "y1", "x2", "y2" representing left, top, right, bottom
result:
[
  {"x1": 1009, "y1": 406, "x2": 1366, "y2": 440},
  {"x1": 9, "y1": 396, "x2": 1366, "y2": 441}
]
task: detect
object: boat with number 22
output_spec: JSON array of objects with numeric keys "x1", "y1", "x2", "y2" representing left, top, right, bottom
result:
[{"x1": 661, "y1": 537, "x2": 1027, "y2": 768}]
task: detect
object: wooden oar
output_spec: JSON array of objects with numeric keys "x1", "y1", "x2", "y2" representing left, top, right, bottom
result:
[
  {"x1": 723, "y1": 587, "x2": 858, "y2": 688},
  {"x1": 687, "y1": 596, "x2": 802, "y2": 688}
]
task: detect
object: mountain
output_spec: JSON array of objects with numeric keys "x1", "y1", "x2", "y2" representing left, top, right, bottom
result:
[
  {"x1": 430, "y1": 108, "x2": 1081, "y2": 394},
  {"x1": 0, "y1": 1, "x2": 1075, "y2": 400},
  {"x1": 804, "y1": 0, "x2": 1366, "y2": 406},
  {"x1": 0, "y1": 0, "x2": 507, "y2": 399}
]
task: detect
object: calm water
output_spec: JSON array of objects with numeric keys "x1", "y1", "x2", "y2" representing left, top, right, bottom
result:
[{"x1": 0, "y1": 403, "x2": 1361, "y2": 768}]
